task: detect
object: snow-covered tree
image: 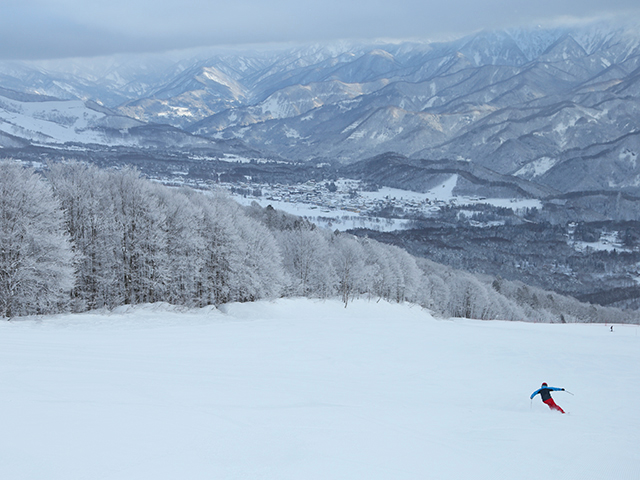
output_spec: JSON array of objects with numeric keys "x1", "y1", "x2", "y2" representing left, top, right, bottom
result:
[
  {"x1": 107, "y1": 168, "x2": 168, "y2": 305},
  {"x1": 230, "y1": 206, "x2": 287, "y2": 302},
  {"x1": 0, "y1": 161, "x2": 74, "y2": 318},
  {"x1": 276, "y1": 228, "x2": 336, "y2": 298},
  {"x1": 48, "y1": 163, "x2": 121, "y2": 309},
  {"x1": 27, "y1": 161, "x2": 640, "y2": 324},
  {"x1": 150, "y1": 185, "x2": 205, "y2": 307},
  {"x1": 331, "y1": 233, "x2": 368, "y2": 307},
  {"x1": 185, "y1": 192, "x2": 241, "y2": 305}
]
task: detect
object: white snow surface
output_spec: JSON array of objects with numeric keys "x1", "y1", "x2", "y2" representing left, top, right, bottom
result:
[
  {"x1": 0, "y1": 96, "x2": 107, "y2": 144},
  {"x1": 514, "y1": 157, "x2": 558, "y2": 179},
  {"x1": 360, "y1": 176, "x2": 542, "y2": 210},
  {"x1": 231, "y1": 194, "x2": 412, "y2": 231},
  {"x1": 228, "y1": 174, "x2": 541, "y2": 233},
  {"x1": 0, "y1": 94, "x2": 143, "y2": 146},
  {"x1": 1, "y1": 298, "x2": 638, "y2": 480}
]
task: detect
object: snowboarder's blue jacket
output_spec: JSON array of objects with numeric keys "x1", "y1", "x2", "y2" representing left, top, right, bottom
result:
[{"x1": 530, "y1": 386, "x2": 563, "y2": 401}]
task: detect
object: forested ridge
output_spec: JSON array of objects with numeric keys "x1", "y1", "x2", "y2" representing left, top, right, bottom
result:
[{"x1": 1, "y1": 160, "x2": 637, "y2": 323}]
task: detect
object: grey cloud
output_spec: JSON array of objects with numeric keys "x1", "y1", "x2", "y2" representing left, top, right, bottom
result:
[{"x1": 1, "y1": 0, "x2": 639, "y2": 60}]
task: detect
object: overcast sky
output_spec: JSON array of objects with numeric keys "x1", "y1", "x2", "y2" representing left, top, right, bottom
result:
[{"x1": 2, "y1": 0, "x2": 639, "y2": 60}]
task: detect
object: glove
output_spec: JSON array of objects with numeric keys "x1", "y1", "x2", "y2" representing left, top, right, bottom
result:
[{"x1": 562, "y1": 388, "x2": 565, "y2": 391}]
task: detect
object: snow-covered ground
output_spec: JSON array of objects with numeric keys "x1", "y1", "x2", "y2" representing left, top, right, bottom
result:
[
  {"x1": 1, "y1": 299, "x2": 638, "y2": 479},
  {"x1": 227, "y1": 174, "x2": 542, "y2": 232},
  {"x1": 0, "y1": 96, "x2": 109, "y2": 145},
  {"x1": 230, "y1": 191, "x2": 413, "y2": 231},
  {"x1": 571, "y1": 230, "x2": 632, "y2": 253}
]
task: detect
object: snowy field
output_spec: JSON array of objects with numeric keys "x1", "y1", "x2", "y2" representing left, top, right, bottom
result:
[
  {"x1": 228, "y1": 174, "x2": 542, "y2": 232},
  {"x1": 227, "y1": 176, "x2": 419, "y2": 232},
  {"x1": 230, "y1": 194, "x2": 413, "y2": 231},
  {"x1": 358, "y1": 175, "x2": 542, "y2": 211},
  {"x1": 1, "y1": 299, "x2": 638, "y2": 480}
]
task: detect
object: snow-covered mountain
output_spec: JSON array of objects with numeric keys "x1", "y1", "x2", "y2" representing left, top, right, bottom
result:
[
  {"x1": 2, "y1": 20, "x2": 640, "y2": 193},
  {"x1": 0, "y1": 87, "x2": 220, "y2": 149},
  {"x1": 0, "y1": 91, "x2": 139, "y2": 146}
]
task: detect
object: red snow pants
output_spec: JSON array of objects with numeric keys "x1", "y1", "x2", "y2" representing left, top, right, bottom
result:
[{"x1": 543, "y1": 398, "x2": 565, "y2": 414}]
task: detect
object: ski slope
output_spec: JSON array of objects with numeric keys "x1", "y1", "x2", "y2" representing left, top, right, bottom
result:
[{"x1": 1, "y1": 299, "x2": 638, "y2": 479}]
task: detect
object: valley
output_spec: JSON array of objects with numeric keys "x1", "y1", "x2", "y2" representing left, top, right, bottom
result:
[
  {"x1": 2, "y1": 20, "x2": 640, "y2": 314},
  {"x1": 224, "y1": 170, "x2": 640, "y2": 311},
  {"x1": 7, "y1": 140, "x2": 640, "y2": 311}
]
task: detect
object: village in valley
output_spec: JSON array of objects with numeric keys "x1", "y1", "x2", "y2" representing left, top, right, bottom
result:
[{"x1": 220, "y1": 175, "x2": 541, "y2": 232}]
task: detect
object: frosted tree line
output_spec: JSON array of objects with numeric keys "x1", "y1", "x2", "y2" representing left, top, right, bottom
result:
[
  {"x1": 0, "y1": 162, "x2": 74, "y2": 317},
  {"x1": 1, "y1": 160, "x2": 637, "y2": 323}
]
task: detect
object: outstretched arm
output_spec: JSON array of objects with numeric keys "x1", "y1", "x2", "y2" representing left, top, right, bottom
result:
[{"x1": 530, "y1": 388, "x2": 541, "y2": 399}]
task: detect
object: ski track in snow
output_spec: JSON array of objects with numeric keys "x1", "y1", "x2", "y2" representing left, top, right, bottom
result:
[{"x1": 0, "y1": 298, "x2": 638, "y2": 480}]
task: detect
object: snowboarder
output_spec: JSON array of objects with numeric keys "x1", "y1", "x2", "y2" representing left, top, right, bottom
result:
[{"x1": 530, "y1": 382, "x2": 566, "y2": 413}]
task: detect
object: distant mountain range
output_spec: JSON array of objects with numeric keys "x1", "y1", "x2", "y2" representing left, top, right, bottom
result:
[{"x1": 1, "y1": 20, "x2": 640, "y2": 196}]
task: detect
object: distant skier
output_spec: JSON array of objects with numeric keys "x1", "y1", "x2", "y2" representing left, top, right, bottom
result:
[{"x1": 530, "y1": 382, "x2": 566, "y2": 413}]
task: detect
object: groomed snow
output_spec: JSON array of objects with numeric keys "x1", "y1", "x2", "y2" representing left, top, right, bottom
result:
[{"x1": 1, "y1": 299, "x2": 638, "y2": 479}]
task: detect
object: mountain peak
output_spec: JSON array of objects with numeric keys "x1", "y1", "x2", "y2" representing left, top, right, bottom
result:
[
  {"x1": 541, "y1": 34, "x2": 587, "y2": 60},
  {"x1": 2, "y1": 22, "x2": 640, "y2": 196}
]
